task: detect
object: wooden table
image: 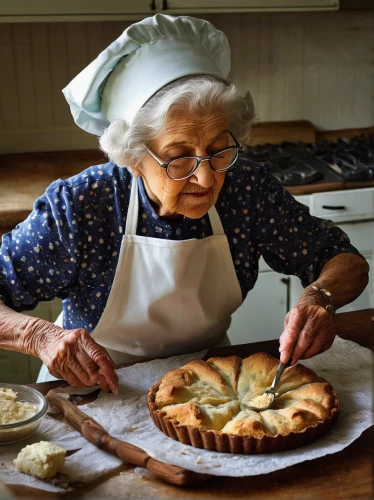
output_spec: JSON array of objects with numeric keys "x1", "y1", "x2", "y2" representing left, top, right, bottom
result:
[{"x1": 6, "y1": 309, "x2": 374, "y2": 500}]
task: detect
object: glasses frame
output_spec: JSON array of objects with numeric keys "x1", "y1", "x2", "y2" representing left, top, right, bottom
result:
[{"x1": 143, "y1": 131, "x2": 244, "y2": 180}]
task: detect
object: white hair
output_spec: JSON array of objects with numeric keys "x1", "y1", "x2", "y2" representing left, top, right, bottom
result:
[{"x1": 99, "y1": 75, "x2": 255, "y2": 167}]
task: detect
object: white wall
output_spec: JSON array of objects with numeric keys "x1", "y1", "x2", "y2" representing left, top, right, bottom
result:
[{"x1": 0, "y1": 11, "x2": 373, "y2": 153}]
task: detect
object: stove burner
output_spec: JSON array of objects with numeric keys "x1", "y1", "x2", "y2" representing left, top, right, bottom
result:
[
  {"x1": 242, "y1": 142, "x2": 323, "y2": 186},
  {"x1": 310, "y1": 135, "x2": 374, "y2": 181},
  {"x1": 241, "y1": 134, "x2": 374, "y2": 186}
]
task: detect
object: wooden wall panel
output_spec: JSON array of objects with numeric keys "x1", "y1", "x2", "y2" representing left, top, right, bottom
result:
[
  {"x1": 0, "y1": 11, "x2": 372, "y2": 153},
  {"x1": 30, "y1": 23, "x2": 53, "y2": 127},
  {"x1": 12, "y1": 24, "x2": 36, "y2": 129},
  {"x1": 217, "y1": 11, "x2": 374, "y2": 130},
  {"x1": 47, "y1": 23, "x2": 72, "y2": 126},
  {"x1": 0, "y1": 24, "x2": 20, "y2": 130}
]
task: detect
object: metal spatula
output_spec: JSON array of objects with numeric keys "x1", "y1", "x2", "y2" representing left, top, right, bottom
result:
[{"x1": 244, "y1": 359, "x2": 292, "y2": 412}]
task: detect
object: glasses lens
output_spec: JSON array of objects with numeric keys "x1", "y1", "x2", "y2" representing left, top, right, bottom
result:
[
  {"x1": 167, "y1": 158, "x2": 198, "y2": 179},
  {"x1": 210, "y1": 148, "x2": 238, "y2": 171}
]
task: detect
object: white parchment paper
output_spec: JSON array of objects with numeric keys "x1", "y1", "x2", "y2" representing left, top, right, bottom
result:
[{"x1": 0, "y1": 337, "x2": 373, "y2": 492}]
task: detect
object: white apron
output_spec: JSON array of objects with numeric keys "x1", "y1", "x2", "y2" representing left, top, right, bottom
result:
[{"x1": 37, "y1": 177, "x2": 242, "y2": 382}]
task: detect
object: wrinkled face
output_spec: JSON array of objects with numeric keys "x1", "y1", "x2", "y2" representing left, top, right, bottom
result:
[{"x1": 133, "y1": 109, "x2": 231, "y2": 219}]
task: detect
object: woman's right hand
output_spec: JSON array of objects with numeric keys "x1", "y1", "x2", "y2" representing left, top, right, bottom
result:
[{"x1": 23, "y1": 318, "x2": 119, "y2": 392}]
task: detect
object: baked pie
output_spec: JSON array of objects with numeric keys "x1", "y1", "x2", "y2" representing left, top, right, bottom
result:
[{"x1": 148, "y1": 352, "x2": 339, "y2": 454}]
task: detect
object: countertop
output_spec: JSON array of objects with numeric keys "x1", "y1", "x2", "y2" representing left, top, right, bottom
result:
[
  {"x1": 1, "y1": 147, "x2": 374, "y2": 238},
  {"x1": 1, "y1": 122, "x2": 374, "y2": 236},
  {"x1": 5, "y1": 308, "x2": 374, "y2": 500}
]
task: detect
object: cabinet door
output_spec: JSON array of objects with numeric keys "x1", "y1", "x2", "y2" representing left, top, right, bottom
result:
[
  {"x1": 228, "y1": 271, "x2": 289, "y2": 345},
  {"x1": 0, "y1": 1, "x2": 155, "y2": 18},
  {"x1": 0, "y1": 351, "x2": 31, "y2": 384},
  {"x1": 290, "y1": 251, "x2": 374, "y2": 313},
  {"x1": 0, "y1": 298, "x2": 62, "y2": 384},
  {"x1": 290, "y1": 220, "x2": 374, "y2": 312},
  {"x1": 165, "y1": 0, "x2": 338, "y2": 13}
]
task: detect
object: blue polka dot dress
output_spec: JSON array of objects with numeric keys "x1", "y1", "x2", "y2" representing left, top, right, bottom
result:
[{"x1": 0, "y1": 160, "x2": 362, "y2": 332}]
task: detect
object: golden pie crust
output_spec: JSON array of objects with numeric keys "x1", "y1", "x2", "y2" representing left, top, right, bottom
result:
[{"x1": 148, "y1": 352, "x2": 339, "y2": 454}]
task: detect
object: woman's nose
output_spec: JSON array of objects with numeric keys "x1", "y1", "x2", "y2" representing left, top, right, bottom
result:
[{"x1": 190, "y1": 159, "x2": 214, "y2": 188}]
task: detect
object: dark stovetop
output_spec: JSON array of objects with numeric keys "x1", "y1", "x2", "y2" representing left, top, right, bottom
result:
[{"x1": 241, "y1": 134, "x2": 374, "y2": 186}]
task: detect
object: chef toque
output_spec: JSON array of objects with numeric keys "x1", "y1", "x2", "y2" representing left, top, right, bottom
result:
[{"x1": 62, "y1": 13, "x2": 231, "y2": 137}]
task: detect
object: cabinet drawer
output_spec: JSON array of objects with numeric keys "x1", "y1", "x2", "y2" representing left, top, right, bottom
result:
[{"x1": 310, "y1": 189, "x2": 374, "y2": 222}]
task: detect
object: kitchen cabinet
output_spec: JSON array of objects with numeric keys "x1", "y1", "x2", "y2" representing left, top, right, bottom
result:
[
  {"x1": 228, "y1": 188, "x2": 374, "y2": 345},
  {"x1": 228, "y1": 269, "x2": 290, "y2": 346},
  {"x1": 228, "y1": 243, "x2": 373, "y2": 346},
  {"x1": 0, "y1": 298, "x2": 62, "y2": 384},
  {"x1": 0, "y1": 0, "x2": 156, "y2": 22},
  {"x1": 291, "y1": 191, "x2": 374, "y2": 314},
  {"x1": 0, "y1": 0, "x2": 339, "y2": 22},
  {"x1": 165, "y1": 0, "x2": 339, "y2": 14},
  {"x1": 290, "y1": 222, "x2": 374, "y2": 313}
]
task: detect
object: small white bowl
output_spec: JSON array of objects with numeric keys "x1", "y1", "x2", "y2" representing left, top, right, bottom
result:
[{"x1": 0, "y1": 384, "x2": 48, "y2": 445}]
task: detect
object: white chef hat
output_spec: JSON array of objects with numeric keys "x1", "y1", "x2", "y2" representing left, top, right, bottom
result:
[{"x1": 62, "y1": 13, "x2": 231, "y2": 137}]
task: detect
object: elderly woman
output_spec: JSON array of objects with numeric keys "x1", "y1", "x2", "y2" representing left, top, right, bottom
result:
[{"x1": 0, "y1": 14, "x2": 369, "y2": 392}]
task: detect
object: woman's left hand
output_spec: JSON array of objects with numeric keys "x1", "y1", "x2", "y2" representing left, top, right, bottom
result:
[{"x1": 278, "y1": 302, "x2": 336, "y2": 365}]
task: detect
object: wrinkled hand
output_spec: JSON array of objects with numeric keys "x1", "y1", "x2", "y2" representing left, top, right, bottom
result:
[
  {"x1": 25, "y1": 319, "x2": 119, "y2": 392},
  {"x1": 279, "y1": 303, "x2": 336, "y2": 365}
]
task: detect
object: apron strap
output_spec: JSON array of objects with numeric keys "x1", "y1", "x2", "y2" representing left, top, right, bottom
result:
[
  {"x1": 125, "y1": 176, "x2": 139, "y2": 236},
  {"x1": 208, "y1": 205, "x2": 225, "y2": 236}
]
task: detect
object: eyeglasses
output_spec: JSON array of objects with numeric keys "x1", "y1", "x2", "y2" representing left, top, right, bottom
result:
[{"x1": 143, "y1": 131, "x2": 244, "y2": 180}]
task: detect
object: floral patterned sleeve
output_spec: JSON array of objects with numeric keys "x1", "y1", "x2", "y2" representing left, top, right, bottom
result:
[
  {"x1": 254, "y1": 169, "x2": 363, "y2": 287},
  {"x1": 0, "y1": 179, "x2": 81, "y2": 312}
]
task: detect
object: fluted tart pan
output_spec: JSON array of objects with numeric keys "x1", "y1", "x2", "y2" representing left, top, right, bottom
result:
[{"x1": 148, "y1": 352, "x2": 339, "y2": 454}]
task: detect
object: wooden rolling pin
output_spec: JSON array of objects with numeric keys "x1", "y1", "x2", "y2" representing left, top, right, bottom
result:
[{"x1": 46, "y1": 388, "x2": 210, "y2": 487}]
